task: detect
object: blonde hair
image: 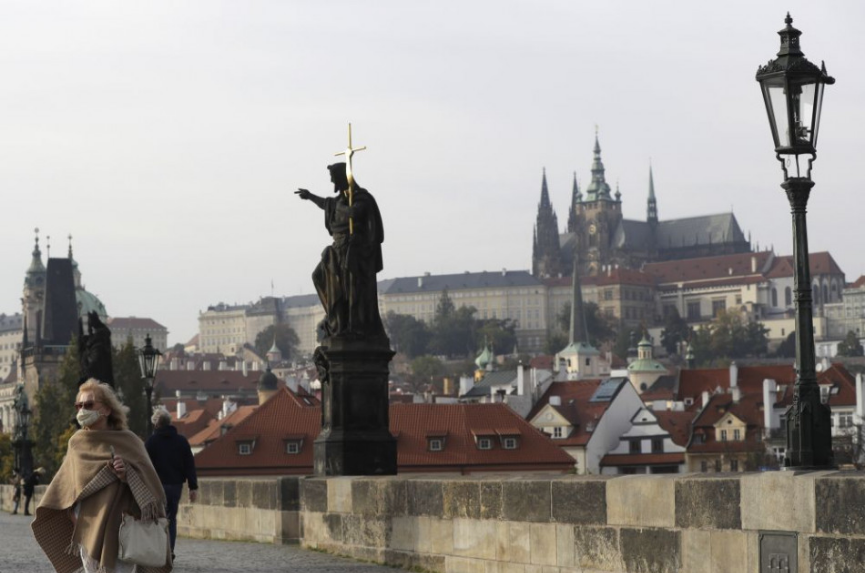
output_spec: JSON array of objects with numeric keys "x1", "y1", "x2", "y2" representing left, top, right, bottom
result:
[{"x1": 78, "y1": 379, "x2": 129, "y2": 431}]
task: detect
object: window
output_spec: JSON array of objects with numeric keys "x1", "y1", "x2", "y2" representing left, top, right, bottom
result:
[
  {"x1": 285, "y1": 442, "x2": 300, "y2": 454},
  {"x1": 604, "y1": 289, "x2": 613, "y2": 301},
  {"x1": 238, "y1": 443, "x2": 252, "y2": 455},
  {"x1": 733, "y1": 429, "x2": 741, "y2": 441},
  {"x1": 629, "y1": 440, "x2": 641, "y2": 454},
  {"x1": 477, "y1": 437, "x2": 493, "y2": 450},
  {"x1": 714, "y1": 459, "x2": 721, "y2": 472},
  {"x1": 553, "y1": 427, "x2": 563, "y2": 438},
  {"x1": 785, "y1": 287, "x2": 792, "y2": 307},
  {"x1": 687, "y1": 302, "x2": 701, "y2": 320},
  {"x1": 502, "y1": 438, "x2": 518, "y2": 450},
  {"x1": 700, "y1": 460, "x2": 708, "y2": 473},
  {"x1": 772, "y1": 288, "x2": 778, "y2": 307},
  {"x1": 712, "y1": 300, "x2": 726, "y2": 317},
  {"x1": 429, "y1": 439, "x2": 444, "y2": 451},
  {"x1": 730, "y1": 459, "x2": 739, "y2": 472},
  {"x1": 651, "y1": 438, "x2": 664, "y2": 453},
  {"x1": 721, "y1": 430, "x2": 728, "y2": 441}
]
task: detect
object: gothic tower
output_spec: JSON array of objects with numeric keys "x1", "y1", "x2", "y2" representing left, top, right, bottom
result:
[
  {"x1": 647, "y1": 164, "x2": 658, "y2": 225},
  {"x1": 22, "y1": 229, "x2": 46, "y2": 344},
  {"x1": 567, "y1": 173, "x2": 581, "y2": 233},
  {"x1": 532, "y1": 169, "x2": 563, "y2": 278}
]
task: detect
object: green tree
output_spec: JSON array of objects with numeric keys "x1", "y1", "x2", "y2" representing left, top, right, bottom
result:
[
  {"x1": 113, "y1": 337, "x2": 150, "y2": 438},
  {"x1": 430, "y1": 305, "x2": 477, "y2": 358},
  {"x1": 612, "y1": 325, "x2": 634, "y2": 362},
  {"x1": 837, "y1": 331, "x2": 865, "y2": 357},
  {"x1": 408, "y1": 355, "x2": 445, "y2": 393},
  {"x1": 690, "y1": 325, "x2": 714, "y2": 367},
  {"x1": 660, "y1": 308, "x2": 691, "y2": 355},
  {"x1": 254, "y1": 323, "x2": 300, "y2": 360},
  {"x1": 384, "y1": 312, "x2": 431, "y2": 358},
  {"x1": 434, "y1": 288, "x2": 456, "y2": 322},
  {"x1": 544, "y1": 331, "x2": 568, "y2": 355},
  {"x1": 32, "y1": 339, "x2": 79, "y2": 478},
  {"x1": 476, "y1": 318, "x2": 518, "y2": 356},
  {"x1": 774, "y1": 331, "x2": 797, "y2": 358},
  {"x1": 0, "y1": 433, "x2": 14, "y2": 482}
]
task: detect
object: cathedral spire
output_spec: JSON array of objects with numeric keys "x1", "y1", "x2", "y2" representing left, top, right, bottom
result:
[
  {"x1": 540, "y1": 167, "x2": 551, "y2": 208},
  {"x1": 569, "y1": 254, "x2": 589, "y2": 345},
  {"x1": 567, "y1": 172, "x2": 580, "y2": 232},
  {"x1": 585, "y1": 129, "x2": 612, "y2": 201},
  {"x1": 647, "y1": 163, "x2": 658, "y2": 224},
  {"x1": 532, "y1": 169, "x2": 562, "y2": 278}
]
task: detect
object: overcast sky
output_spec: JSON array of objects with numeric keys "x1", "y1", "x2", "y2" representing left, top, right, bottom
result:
[{"x1": 2, "y1": 1, "x2": 863, "y2": 345}]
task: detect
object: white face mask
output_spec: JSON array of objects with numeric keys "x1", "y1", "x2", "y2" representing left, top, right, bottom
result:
[{"x1": 76, "y1": 409, "x2": 102, "y2": 428}]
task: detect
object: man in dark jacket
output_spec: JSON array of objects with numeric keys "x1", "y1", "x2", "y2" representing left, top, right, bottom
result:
[{"x1": 145, "y1": 408, "x2": 198, "y2": 558}]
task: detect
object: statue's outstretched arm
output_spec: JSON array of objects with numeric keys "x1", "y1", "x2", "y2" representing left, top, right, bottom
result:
[{"x1": 295, "y1": 188, "x2": 326, "y2": 210}]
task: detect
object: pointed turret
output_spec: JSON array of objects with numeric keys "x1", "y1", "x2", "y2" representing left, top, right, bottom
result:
[
  {"x1": 615, "y1": 181, "x2": 622, "y2": 203},
  {"x1": 647, "y1": 164, "x2": 658, "y2": 224},
  {"x1": 531, "y1": 168, "x2": 562, "y2": 278},
  {"x1": 567, "y1": 173, "x2": 581, "y2": 232},
  {"x1": 26, "y1": 230, "x2": 45, "y2": 280},
  {"x1": 585, "y1": 130, "x2": 612, "y2": 201}
]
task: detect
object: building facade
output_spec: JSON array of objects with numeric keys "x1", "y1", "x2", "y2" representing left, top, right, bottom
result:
[
  {"x1": 107, "y1": 317, "x2": 168, "y2": 352},
  {"x1": 0, "y1": 314, "x2": 22, "y2": 382}
]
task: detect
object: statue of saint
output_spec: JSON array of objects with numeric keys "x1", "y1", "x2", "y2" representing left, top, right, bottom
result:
[{"x1": 296, "y1": 163, "x2": 386, "y2": 340}]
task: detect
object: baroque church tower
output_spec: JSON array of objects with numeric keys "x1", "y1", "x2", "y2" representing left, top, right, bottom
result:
[
  {"x1": 532, "y1": 169, "x2": 563, "y2": 278},
  {"x1": 22, "y1": 229, "x2": 46, "y2": 343}
]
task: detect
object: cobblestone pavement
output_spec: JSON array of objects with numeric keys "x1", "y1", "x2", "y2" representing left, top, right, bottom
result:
[{"x1": 0, "y1": 512, "x2": 394, "y2": 573}]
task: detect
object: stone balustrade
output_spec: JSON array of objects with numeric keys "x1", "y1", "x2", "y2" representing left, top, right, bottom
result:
[{"x1": 3, "y1": 471, "x2": 865, "y2": 572}]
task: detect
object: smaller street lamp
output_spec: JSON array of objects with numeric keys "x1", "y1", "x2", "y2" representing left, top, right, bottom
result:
[
  {"x1": 12, "y1": 385, "x2": 34, "y2": 479},
  {"x1": 756, "y1": 13, "x2": 835, "y2": 469},
  {"x1": 138, "y1": 334, "x2": 162, "y2": 435}
]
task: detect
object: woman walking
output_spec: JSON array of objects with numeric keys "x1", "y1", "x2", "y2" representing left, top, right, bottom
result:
[{"x1": 31, "y1": 379, "x2": 172, "y2": 573}]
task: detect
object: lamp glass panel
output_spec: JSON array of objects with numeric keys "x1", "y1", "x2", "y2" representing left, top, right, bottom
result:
[
  {"x1": 768, "y1": 84, "x2": 790, "y2": 148},
  {"x1": 812, "y1": 82, "x2": 825, "y2": 148},
  {"x1": 138, "y1": 353, "x2": 147, "y2": 378},
  {"x1": 790, "y1": 81, "x2": 817, "y2": 147}
]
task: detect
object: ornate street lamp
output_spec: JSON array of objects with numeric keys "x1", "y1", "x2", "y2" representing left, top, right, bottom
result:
[
  {"x1": 138, "y1": 334, "x2": 162, "y2": 435},
  {"x1": 756, "y1": 13, "x2": 835, "y2": 469}
]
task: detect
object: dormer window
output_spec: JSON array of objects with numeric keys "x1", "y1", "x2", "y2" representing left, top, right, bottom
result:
[
  {"x1": 429, "y1": 438, "x2": 444, "y2": 451},
  {"x1": 283, "y1": 435, "x2": 304, "y2": 454},
  {"x1": 502, "y1": 437, "x2": 518, "y2": 450},
  {"x1": 477, "y1": 438, "x2": 493, "y2": 450},
  {"x1": 552, "y1": 427, "x2": 564, "y2": 438},
  {"x1": 238, "y1": 442, "x2": 253, "y2": 455},
  {"x1": 427, "y1": 430, "x2": 447, "y2": 452}
]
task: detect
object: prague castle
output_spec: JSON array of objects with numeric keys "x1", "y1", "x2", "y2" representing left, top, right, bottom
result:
[{"x1": 532, "y1": 133, "x2": 752, "y2": 278}]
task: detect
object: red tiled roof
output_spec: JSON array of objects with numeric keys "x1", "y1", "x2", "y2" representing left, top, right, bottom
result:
[
  {"x1": 764, "y1": 252, "x2": 844, "y2": 278},
  {"x1": 775, "y1": 364, "x2": 857, "y2": 408},
  {"x1": 189, "y1": 405, "x2": 258, "y2": 447},
  {"x1": 107, "y1": 316, "x2": 167, "y2": 331},
  {"x1": 643, "y1": 251, "x2": 773, "y2": 284},
  {"x1": 195, "y1": 394, "x2": 573, "y2": 476},
  {"x1": 153, "y1": 370, "x2": 263, "y2": 394},
  {"x1": 527, "y1": 380, "x2": 609, "y2": 447},
  {"x1": 601, "y1": 452, "x2": 685, "y2": 466},
  {"x1": 529, "y1": 355, "x2": 554, "y2": 370},
  {"x1": 654, "y1": 410, "x2": 694, "y2": 447},
  {"x1": 544, "y1": 268, "x2": 656, "y2": 288},
  {"x1": 851, "y1": 276, "x2": 865, "y2": 289}
]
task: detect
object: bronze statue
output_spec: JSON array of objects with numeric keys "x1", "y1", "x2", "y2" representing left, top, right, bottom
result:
[
  {"x1": 296, "y1": 163, "x2": 386, "y2": 340},
  {"x1": 78, "y1": 311, "x2": 114, "y2": 386}
]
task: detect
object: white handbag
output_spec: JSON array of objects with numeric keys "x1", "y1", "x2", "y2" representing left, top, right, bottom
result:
[{"x1": 117, "y1": 513, "x2": 170, "y2": 567}]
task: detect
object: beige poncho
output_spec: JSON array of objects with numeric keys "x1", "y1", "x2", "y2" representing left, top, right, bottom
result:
[{"x1": 32, "y1": 429, "x2": 173, "y2": 573}]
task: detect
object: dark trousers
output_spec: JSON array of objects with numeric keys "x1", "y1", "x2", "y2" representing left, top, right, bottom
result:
[{"x1": 163, "y1": 483, "x2": 182, "y2": 551}]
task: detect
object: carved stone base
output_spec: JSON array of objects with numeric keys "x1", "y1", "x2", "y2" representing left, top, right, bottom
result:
[
  {"x1": 784, "y1": 385, "x2": 835, "y2": 470},
  {"x1": 313, "y1": 335, "x2": 397, "y2": 476}
]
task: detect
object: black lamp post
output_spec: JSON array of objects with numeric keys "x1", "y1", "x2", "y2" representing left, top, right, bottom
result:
[
  {"x1": 12, "y1": 386, "x2": 34, "y2": 479},
  {"x1": 138, "y1": 334, "x2": 162, "y2": 435},
  {"x1": 756, "y1": 13, "x2": 835, "y2": 469}
]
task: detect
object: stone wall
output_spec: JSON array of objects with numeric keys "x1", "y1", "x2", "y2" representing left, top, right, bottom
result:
[{"x1": 298, "y1": 472, "x2": 865, "y2": 573}]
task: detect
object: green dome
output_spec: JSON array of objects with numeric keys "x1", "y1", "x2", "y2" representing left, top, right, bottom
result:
[
  {"x1": 475, "y1": 345, "x2": 494, "y2": 369},
  {"x1": 76, "y1": 288, "x2": 108, "y2": 321}
]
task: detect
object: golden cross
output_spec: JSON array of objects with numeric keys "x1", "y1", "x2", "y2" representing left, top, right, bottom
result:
[{"x1": 334, "y1": 123, "x2": 366, "y2": 234}]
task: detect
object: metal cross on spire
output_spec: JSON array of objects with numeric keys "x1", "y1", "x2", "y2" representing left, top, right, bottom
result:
[{"x1": 334, "y1": 123, "x2": 367, "y2": 234}]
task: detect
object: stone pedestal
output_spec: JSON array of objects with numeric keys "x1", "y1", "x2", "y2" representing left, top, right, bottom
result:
[{"x1": 314, "y1": 336, "x2": 397, "y2": 476}]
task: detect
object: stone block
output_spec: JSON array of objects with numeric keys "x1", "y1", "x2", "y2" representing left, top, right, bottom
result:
[
  {"x1": 620, "y1": 528, "x2": 681, "y2": 573},
  {"x1": 503, "y1": 480, "x2": 551, "y2": 523},
  {"x1": 809, "y1": 536, "x2": 865, "y2": 573},
  {"x1": 408, "y1": 479, "x2": 445, "y2": 516},
  {"x1": 529, "y1": 523, "x2": 557, "y2": 566},
  {"x1": 445, "y1": 481, "x2": 482, "y2": 519},
  {"x1": 278, "y1": 477, "x2": 300, "y2": 511},
  {"x1": 709, "y1": 530, "x2": 747, "y2": 573},
  {"x1": 253, "y1": 480, "x2": 275, "y2": 510},
  {"x1": 324, "y1": 512, "x2": 343, "y2": 542},
  {"x1": 279, "y1": 510, "x2": 301, "y2": 542},
  {"x1": 351, "y1": 478, "x2": 406, "y2": 517},
  {"x1": 550, "y1": 479, "x2": 607, "y2": 525},
  {"x1": 498, "y1": 521, "x2": 531, "y2": 564},
  {"x1": 223, "y1": 480, "x2": 237, "y2": 507},
  {"x1": 446, "y1": 556, "x2": 487, "y2": 573},
  {"x1": 430, "y1": 517, "x2": 455, "y2": 555},
  {"x1": 390, "y1": 516, "x2": 421, "y2": 552},
  {"x1": 555, "y1": 524, "x2": 575, "y2": 568},
  {"x1": 816, "y1": 476, "x2": 865, "y2": 535},
  {"x1": 485, "y1": 561, "x2": 499, "y2": 573},
  {"x1": 480, "y1": 481, "x2": 503, "y2": 520},
  {"x1": 342, "y1": 514, "x2": 391, "y2": 547},
  {"x1": 453, "y1": 518, "x2": 498, "y2": 560},
  {"x1": 302, "y1": 479, "x2": 328, "y2": 513},
  {"x1": 740, "y1": 470, "x2": 828, "y2": 533},
  {"x1": 384, "y1": 549, "x2": 446, "y2": 573},
  {"x1": 236, "y1": 480, "x2": 253, "y2": 508},
  {"x1": 502, "y1": 564, "x2": 526, "y2": 573},
  {"x1": 675, "y1": 477, "x2": 741, "y2": 530},
  {"x1": 327, "y1": 477, "x2": 354, "y2": 513},
  {"x1": 573, "y1": 526, "x2": 621, "y2": 571},
  {"x1": 681, "y1": 529, "x2": 710, "y2": 573},
  {"x1": 607, "y1": 475, "x2": 675, "y2": 528}
]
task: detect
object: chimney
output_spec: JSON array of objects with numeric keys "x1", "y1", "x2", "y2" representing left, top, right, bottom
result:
[
  {"x1": 550, "y1": 395, "x2": 562, "y2": 407},
  {"x1": 287, "y1": 376, "x2": 299, "y2": 394},
  {"x1": 502, "y1": 268, "x2": 507, "y2": 277},
  {"x1": 186, "y1": 361, "x2": 194, "y2": 371},
  {"x1": 459, "y1": 376, "x2": 474, "y2": 397},
  {"x1": 856, "y1": 373, "x2": 865, "y2": 422},
  {"x1": 751, "y1": 256, "x2": 757, "y2": 273},
  {"x1": 729, "y1": 361, "x2": 738, "y2": 390},
  {"x1": 418, "y1": 276, "x2": 423, "y2": 288},
  {"x1": 242, "y1": 360, "x2": 248, "y2": 376},
  {"x1": 218, "y1": 359, "x2": 227, "y2": 371},
  {"x1": 702, "y1": 391, "x2": 711, "y2": 408},
  {"x1": 763, "y1": 378, "x2": 777, "y2": 431},
  {"x1": 732, "y1": 386, "x2": 741, "y2": 404},
  {"x1": 176, "y1": 390, "x2": 186, "y2": 419},
  {"x1": 517, "y1": 363, "x2": 525, "y2": 396}
]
